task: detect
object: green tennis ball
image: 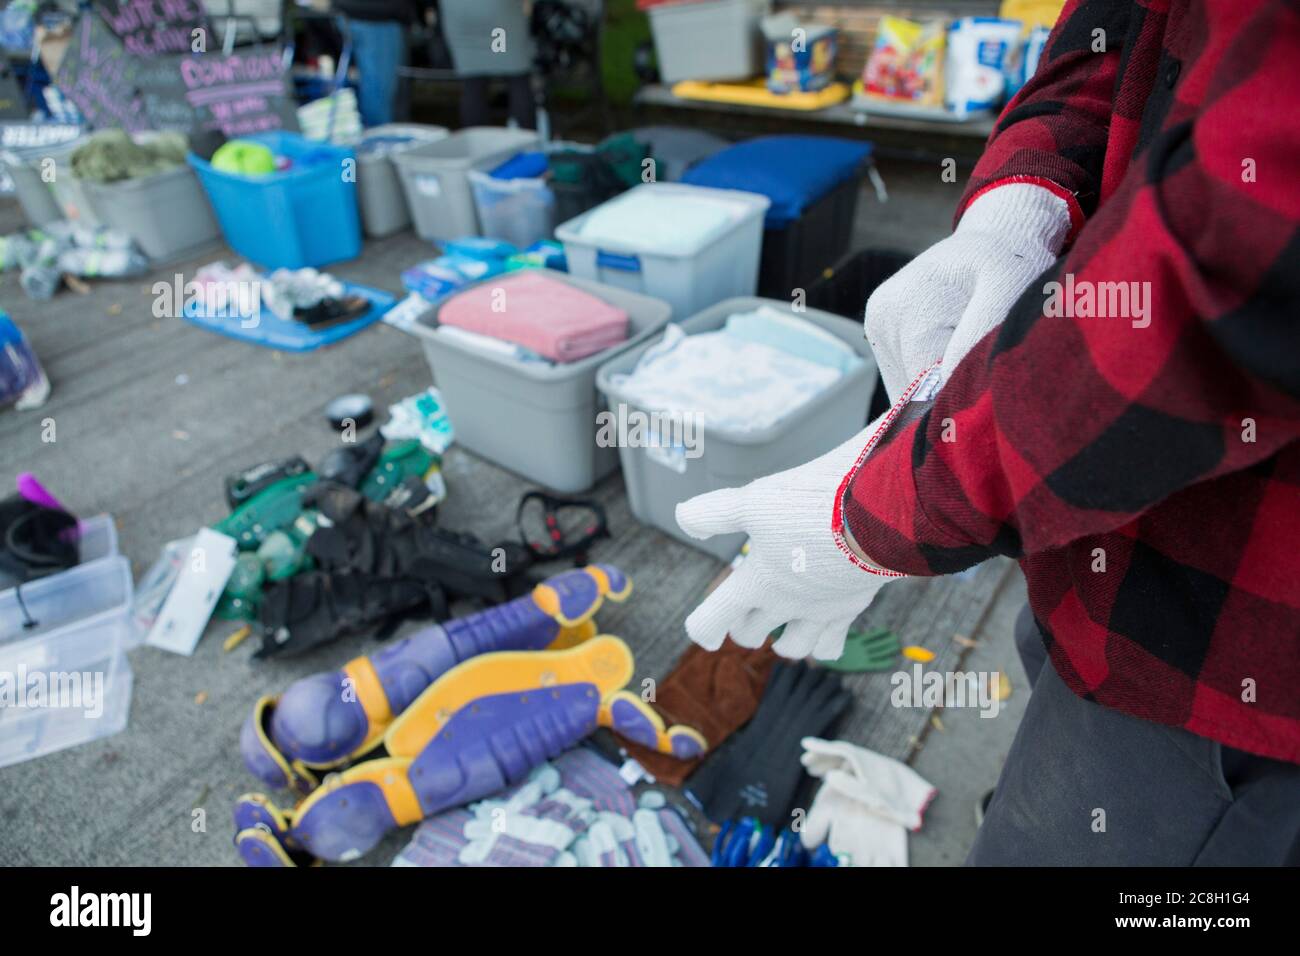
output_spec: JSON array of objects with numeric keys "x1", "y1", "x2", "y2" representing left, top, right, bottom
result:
[{"x1": 211, "y1": 140, "x2": 277, "y2": 176}]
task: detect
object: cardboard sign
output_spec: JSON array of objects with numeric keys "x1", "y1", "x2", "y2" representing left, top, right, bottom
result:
[
  {"x1": 96, "y1": 0, "x2": 210, "y2": 57},
  {"x1": 176, "y1": 48, "x2": 299, "y2": 138},
  {"x1": 53, "y1": 12, "x2": 148, "y2": 131}
]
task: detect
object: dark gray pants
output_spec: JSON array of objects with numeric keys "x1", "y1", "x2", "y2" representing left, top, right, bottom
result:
[{"x1": 967, "y1": 605, "x2": 1300, "y2": 865}]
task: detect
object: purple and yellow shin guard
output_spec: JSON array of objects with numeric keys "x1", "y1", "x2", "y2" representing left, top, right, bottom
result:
[
  {"x1": 267, "y1": 635, "x2": 636, "y2": 864},
  {"x1": 600, "y1": 690, "x2": 708, "y2": 760},
  {"x1": 239, "y1": 565, "x2": 632, "y2": 792}
]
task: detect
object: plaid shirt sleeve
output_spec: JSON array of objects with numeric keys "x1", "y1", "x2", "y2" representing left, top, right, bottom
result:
[
  {"x1": 843, "y1": 1, "x2": 1300, "y2": 577},
  {"x1": 955, "y1": 0, "x2": 1136, "y2": 228}
]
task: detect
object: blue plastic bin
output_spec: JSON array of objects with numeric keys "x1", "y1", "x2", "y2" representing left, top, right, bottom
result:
[{"x1": 188, "y1": 132, "x2": 361, "y2": 269}]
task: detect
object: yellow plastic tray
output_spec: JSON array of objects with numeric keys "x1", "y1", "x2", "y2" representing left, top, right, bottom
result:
[{"x1": 671, "y1": 79, "x2": 850, "y2": 111}]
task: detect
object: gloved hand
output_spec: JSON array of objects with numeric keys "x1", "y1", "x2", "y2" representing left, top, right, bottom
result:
[
  {"x1": 675, "y1": 416, "x2": 901, "y2": 661},
  {"x1": 864, "y1": 183, "x2": 1073, "y2": 402}
]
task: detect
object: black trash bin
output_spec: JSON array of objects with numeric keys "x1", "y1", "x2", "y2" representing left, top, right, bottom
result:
[
  {"x1": 806, "y1": 248, "x2": 913, "y2": 418},
  {"x1": 805, "y1": 248, "x2": 912, "y2": 319}
]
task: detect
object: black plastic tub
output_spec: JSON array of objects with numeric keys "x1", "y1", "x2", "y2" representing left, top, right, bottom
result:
[
  {"x1": 805, "y1": 247, "x2": 913, "y2": 418},
  {"x1": 757, "y1": 172, "x2": 866, "y2": 298}
]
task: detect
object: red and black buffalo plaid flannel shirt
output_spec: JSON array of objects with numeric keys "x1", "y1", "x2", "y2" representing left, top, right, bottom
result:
[{"x1": 843, "y1": 0, "x2": 1300, "y2": 762}]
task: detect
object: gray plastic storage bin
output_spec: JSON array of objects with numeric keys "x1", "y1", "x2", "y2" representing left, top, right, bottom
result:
[
  {"x1": 394, "y1": 127, "x2": 540, "y2": 242},
  {"x1": 50, "y1": 163, "x2": 107, "y2": 228},
  {"x1": 356, "y1": 124, "x2": 448, "y2": 237},
  {"x1": 647, "y1": 0, "x2": 769, "y2": 84},
  {"x1": 0, "y1": 556, "x2": 134, "y2": 769},
  {"x1": 556, "y1": 182, "x2": 769, "y2": 320},
  {"x1": 0, "y1": 133, "x2": 84, "y2": 228},
  {"x1": 596, "y1": 297, "x2": 877, "y2": 559},
  {"x1": 632, "y1": 125, "x2": 730, "y2": 181},
  {"x1": 84, "y1": 165, "x2": 220, "y2": 262},
  {"x1": 407, "y1": 272, "x2": 673, "y2": 492}
]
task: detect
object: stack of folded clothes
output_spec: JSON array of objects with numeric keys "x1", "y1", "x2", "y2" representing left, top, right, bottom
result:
[
  {"x1": 436, "y1": 271, "x2": 629, "y2": 363},
  {"x1": 576, "y1": 187, "x2": 745, "y2": 256},
  {"x1": 607, "y1": 305, "x2": 862, "y2": 433}
]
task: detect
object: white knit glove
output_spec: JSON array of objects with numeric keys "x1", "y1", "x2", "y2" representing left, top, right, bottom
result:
[
  {"x1": 675, "y1": 415, "x2": 901, "y2": 661},
  {"x1": 865, "y1": 183, "x2": 1073, "y2": 403},
  {"x1": 802, "y1": 783, "x2": 909, "y2": 867},
  {"x1": 800, "y1": 738, "x2": 936, "y2": 830},
  {"x1": 799, "y1": 737, "x2": 936, "y2": 867}
]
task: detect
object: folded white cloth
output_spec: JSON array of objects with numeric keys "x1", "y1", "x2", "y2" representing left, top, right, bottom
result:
[
  {"x1": 610, "y1": 323, "x2": 842, "y2": 434},
  {"x1": 578, "y1": 189, "x2": 747, "y2": 256}
]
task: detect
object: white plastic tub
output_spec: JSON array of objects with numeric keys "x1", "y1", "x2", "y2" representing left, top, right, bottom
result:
[
  {"x1": 596, "y1": 297, "x2": 877, "y2": 559},
  {"x1": 556, "y1": 182, "x2": 769, "y2": 319}
]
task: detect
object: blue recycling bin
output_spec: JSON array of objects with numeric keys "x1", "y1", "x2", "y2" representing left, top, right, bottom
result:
[{"x1": 188, "y1": 132, "x2": 361, "y2": 269}]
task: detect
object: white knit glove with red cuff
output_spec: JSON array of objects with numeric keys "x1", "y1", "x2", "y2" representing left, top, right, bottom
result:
[
  {"x1": 675, "y1": 413, "x2": 902, "y2": 661},
  {"x1": 865, "y1": 182, "x2": 1074, "y2": 403}
]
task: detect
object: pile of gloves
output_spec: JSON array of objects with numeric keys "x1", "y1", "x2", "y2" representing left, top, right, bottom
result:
[
  {"x1": 708, "y1": 738, "x2": 934, "y2": 867},
  {"x1": 191, "y1": 261, "x2": 370, "y2": 326},
  {"x1": 394, "y1": 747, "x2": 709, "y2": 867},
  {"x1": 799, "y1": 737, "x2": 935, "y2": 866},
  {"x1": 0, "y1": 222, "x2": 147, "y2": 300}
]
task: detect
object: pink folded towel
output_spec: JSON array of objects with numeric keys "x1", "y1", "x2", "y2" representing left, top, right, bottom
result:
[{"x1": 438, "y1": 272, "x2": 629, "y2": 363}]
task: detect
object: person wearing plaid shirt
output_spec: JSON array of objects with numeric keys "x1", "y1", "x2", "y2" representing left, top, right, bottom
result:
[{"x1": 675, "y1": 0, "x2": 1300, "y2": 864}]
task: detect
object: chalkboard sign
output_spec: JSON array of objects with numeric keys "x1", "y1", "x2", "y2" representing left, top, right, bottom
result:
[
  {"x1": 96, "y1": 0, "x2": 210, "y2": 58},
  {"x1": 54, "y1": 12, "x2": 148, "y2": 131},
  {"x1": 55, "y1": 9, "x2": 299, "y2": 138},
  {"x1": 132, "y1": 52, "x2": 202, "y2": 132},
  {"x1": 175, "y1": 49, "x2": 300, "y2": 138}
]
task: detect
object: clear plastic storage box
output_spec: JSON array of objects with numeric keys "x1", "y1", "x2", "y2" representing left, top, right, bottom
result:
[
  {"x1": 0, "y1": 555, "x2": 134, "y2": 769},
  {"x1": 556, "y1": 182, "x2": 769, "y2": 320}
]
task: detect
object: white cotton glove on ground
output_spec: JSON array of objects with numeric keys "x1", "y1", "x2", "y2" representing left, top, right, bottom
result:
[
  {"x1": 675, "y1": 415, "x2": 901, "y2": 661},
  {"x1": 802, "y1": 783, "x2": 910, "y2": 867},
  {"x1": 865, "y1": 183, "x2": 1073, "y2": 403},
  {"x1": 799, "y1": 737, "x2": 937, "y2": 867}
]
